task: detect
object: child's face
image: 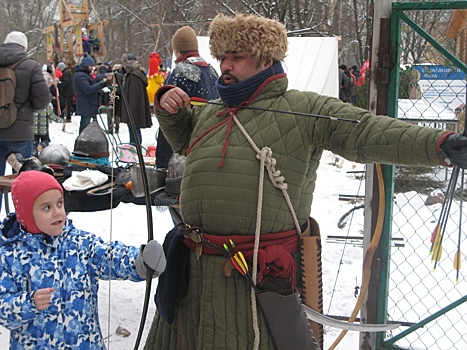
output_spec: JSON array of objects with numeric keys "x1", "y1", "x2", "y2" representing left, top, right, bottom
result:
[{"x1": 32, "y1": 189, "x2": 66, "y2": 236}]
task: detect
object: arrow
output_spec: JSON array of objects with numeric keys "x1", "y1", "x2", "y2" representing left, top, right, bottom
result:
[
  {"x1": 431, "y1": 166, "x2": 459, "y2": 269},
  {"x1": 190, "y1": 97, "x2": 360, "y2": 123},
  {"x1": 454, "y1": 170, "x2": 464, "y2": 283}
]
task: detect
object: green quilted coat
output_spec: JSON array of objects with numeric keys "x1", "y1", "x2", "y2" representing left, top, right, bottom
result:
[{"x1": 144, "y1": 76, "x2": 448, "y2": 350}]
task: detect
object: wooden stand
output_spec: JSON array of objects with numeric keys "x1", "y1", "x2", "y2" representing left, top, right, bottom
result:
[{"x1": 0, "y1": 174, "x2": 18, "y2": 213}]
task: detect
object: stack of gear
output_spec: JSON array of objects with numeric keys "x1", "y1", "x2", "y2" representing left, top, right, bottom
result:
[
  {"x1": 5, "y1": 151, "x2": 54, "y2": 176},
  {"x1": 72, "y1": 120, "x2": 110, "y2": 166},
  {"x1": 153, "y1": 153, "x2": 185, "y2": 207},
  {"x1": 38, "y1": 144, "x2": 71, "y2": 166}
]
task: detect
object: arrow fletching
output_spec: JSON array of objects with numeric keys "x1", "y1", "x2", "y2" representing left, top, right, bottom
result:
[
  {"x1": 190, "y1": 97, "x2": 208, "y2": 106},
  {"x1": 454, "y1": 249, "x2": 462, "y2": 283},
  {"x1": 432, "y1": 232, "x2": 443, "y2": 264}
]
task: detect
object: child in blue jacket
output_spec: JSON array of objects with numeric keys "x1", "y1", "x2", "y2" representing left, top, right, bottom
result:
[{"x1": 0, "y1": 170, "x2": 166, "y2": 349}]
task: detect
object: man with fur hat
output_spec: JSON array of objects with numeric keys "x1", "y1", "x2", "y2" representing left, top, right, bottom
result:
[
  {"x1": 146, "y1": 13, "x2": 467, "y2": 350},
  {"x1": 0, "y1": 170, "x2": 166, "y2": 349},
  {"x1": 155, "y1": 25, "x2": 218, "y2": 171},
  {"x1": 0, "y1": 31, "x2": 51, "y2": 211},
  {"x1": 73, "y1": 54, "x2": 108, "y2": 133}
]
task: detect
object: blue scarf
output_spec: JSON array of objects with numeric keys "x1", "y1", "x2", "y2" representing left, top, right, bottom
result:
[{"x1": 216, "y1": 62, "x2": 284, "y2": 106}]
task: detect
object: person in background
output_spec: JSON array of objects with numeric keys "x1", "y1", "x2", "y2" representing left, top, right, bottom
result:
[
  {"x1": 41, "y1": 64, "x2": 59, "y2": 118},
  {"x1": 147, "y1": 52, "x2": 164, "y2": 108},
  {"x1": 120, "y1": 53, "x2": 152, "y2": 145},
  {"x1": 0, "y1": 170, "x2": 166, "y2": 349},
  {"x1": 73, "y1": 54, "x2": 107, "y2": 134},
  {"x1": 57, "y1": 61, "x2": 75, "y2": 123},
  {"x1": 351, "y1": 64, "x2": 360, "y2": 82},
  {"x1": 455, "y1": 104, "x2": 465, "y2": 133},
  {"x1": 32, "y1": 65, "x2": 60, "y2": 156},
  {"x1": 41, "y1": 64, "x2": 55, "y2": 87},
  {"x1": 95, "y1": 63, "x2": 112, "y2": 107},
  {"x1": 155, "y1": 25, "x2": 219, "y2": 170},
  {"x1": 0, "y1": 31, "x2": 51, "y2": 211},
  {"x1": 159, "y1": 64, "x2": 168, "y2": 80},
  {"x1": 81, "y1": 27, "x2": 92, "y2": 54},
  {"x1": 146, "y1": 13, "x2": 467, "y2": 349},
  {"x1": 348, "y1": 66, "x2": 358, "y2": 105},
  {"x1": 55, "y1": 65, "x2": 62, "y2": 81},
  {"x1": 338, "y1": 64, "x2": 353, "y2": 103},
  {"x1": 32, "y1": 103, "x2": 62, "y2": 157}
]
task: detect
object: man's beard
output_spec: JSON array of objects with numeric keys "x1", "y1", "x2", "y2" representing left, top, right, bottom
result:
[{"x1": 220, "y1": 72, "x2": 239, "y2": 85}]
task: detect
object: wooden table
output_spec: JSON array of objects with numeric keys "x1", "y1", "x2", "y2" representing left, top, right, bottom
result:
[{"x1": 0, "y1": 174, "x2": 18, "y2": 213}]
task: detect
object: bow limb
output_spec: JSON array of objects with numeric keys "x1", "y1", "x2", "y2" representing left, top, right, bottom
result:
[
  {"x1": 113, "y1": 72, "x2": 154, "y2": 350},
  {"x1": 328, "y1": 163, "x2": 386, "y2": 350},
  {"x1": 302, "y1": 305, "x2": 399, "y2": 332}
]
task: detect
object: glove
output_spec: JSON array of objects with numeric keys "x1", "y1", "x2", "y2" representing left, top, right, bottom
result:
[
  {"x1": 101, "y1": 78, "x2": 108, "y2": 85},
  {"x1": 440, "y1": 133, "x2": 467, "y2": 168},
  {"x1": 135, "y1": 240, "x2": 166, "y2": 279}
]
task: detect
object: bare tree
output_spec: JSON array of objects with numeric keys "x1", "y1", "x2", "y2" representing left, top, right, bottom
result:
[{"x1": 3, "y1": 0, "x2": 439, "y2": 72}]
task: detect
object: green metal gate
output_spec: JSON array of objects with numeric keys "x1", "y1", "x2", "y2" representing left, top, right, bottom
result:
[{"x1": 377, "y1": 2, "x2": 467, "y2": 349}]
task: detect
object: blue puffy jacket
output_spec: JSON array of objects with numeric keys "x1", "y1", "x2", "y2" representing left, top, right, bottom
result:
[{"x1": 0, "y1": 214, "x2": 143, "y2": 349}]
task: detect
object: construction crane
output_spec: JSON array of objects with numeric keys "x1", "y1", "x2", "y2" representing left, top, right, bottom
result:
[{"x1": 42, "y1": 0, "x2": 108, "y2": 66}]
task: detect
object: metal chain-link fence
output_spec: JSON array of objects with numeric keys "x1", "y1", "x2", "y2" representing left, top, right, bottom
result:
[{"x1": 383, "y1": 2, "x2": 467, "y2": 349}]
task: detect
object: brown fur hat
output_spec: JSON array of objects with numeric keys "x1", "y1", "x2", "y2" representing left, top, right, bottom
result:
[{"x1": 209, "y1": 13, "x2": 288, "y2": 62}]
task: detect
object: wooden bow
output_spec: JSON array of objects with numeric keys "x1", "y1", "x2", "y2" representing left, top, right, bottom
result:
[
  {"x1": 328, "y1": 163, "x2": 386, "y2": 349},
  {"x1": 113, "y1": 72, "x2": 154, "y2": 350}
]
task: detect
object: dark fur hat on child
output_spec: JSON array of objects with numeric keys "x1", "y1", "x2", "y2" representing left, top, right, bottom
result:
[{"x1": 11, "y1": 170, "x2": 63, "y2": 234}]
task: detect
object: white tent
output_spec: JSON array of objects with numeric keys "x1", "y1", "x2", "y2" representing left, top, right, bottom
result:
[{"x1": 196, "y1": 36, "x2": 339, "y2": 98}]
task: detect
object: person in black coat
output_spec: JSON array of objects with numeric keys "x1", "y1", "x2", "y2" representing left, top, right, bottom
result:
[
  {"x1": 57, "y1": 62, "x2": 75, "y2": 122},
  {"x1": 120, "y1": 53, "x2": 152, "y2": 145}
]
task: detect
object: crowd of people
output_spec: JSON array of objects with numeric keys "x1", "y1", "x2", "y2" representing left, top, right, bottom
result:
[
  {"x1": 3, "y1": 12, "x2": 467, "y2": 350},
  {"x1": 338, "y1": 64, "x2": 361, "y2": 104}
]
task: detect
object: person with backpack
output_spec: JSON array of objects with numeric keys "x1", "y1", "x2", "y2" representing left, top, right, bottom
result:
[{"x1": 0, "y1": 31, "x2": 51, "y2": 210}]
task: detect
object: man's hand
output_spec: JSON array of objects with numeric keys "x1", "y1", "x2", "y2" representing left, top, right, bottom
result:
[
  {"x1": 159, "y1": 87, "x2": 191, "y2": 113},
  {"x1": 440, "y1": 133, "x2": 467, "y2": 168},
  {"x1": 33, "y1": 288, "x2": 55, "y2": 310}
]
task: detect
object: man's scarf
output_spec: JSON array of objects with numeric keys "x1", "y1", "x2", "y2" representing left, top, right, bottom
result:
[{"x1": 216, "y1": 62, "x2": 284, "y2": 106}]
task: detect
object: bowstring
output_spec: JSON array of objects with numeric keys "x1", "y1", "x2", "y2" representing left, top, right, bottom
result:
[
  {"x1": 327, "y1": 164, "x2": 367, "y2": 315},
  {"x1": 106, "y1": 81, "x2": 119, "y2": 349}
]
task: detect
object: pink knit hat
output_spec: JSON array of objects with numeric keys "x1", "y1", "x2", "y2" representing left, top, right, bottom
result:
[{"x1": 11, "y1": 171, "x2": 64, "y2": 234}]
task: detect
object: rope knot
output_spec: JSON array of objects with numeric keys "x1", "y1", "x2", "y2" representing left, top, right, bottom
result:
[{"x1": 256, "y1": 147, "x2": 287, "y2": 190}]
